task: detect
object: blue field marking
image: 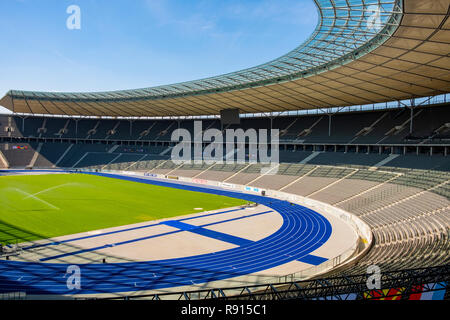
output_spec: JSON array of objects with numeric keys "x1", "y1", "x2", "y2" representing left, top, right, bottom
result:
[
  {"x1": 22, "y1": 207, "x2": 249, "y2": 251},
  {"x1": 0, "y1": 171, "x2": 333, "y2": 295},
  {"x1": 0, "y1": 169, "x2": 68, "y2": 173},
  {"x1": 39, "y1": 230, "x2": 183, "y2": 262},
  {"x1": 162, "y1": 221, "x2": 253, "y2": 246},
  {"x1": 38, "y1": 210, "x2": 274, "y2": 261},
  {"x1": 297, "y1": 254, "x2": 328, "y2": 266},
  {"x1": 201, "y1": 210, "x2": 273, "y2": 228},
  {"x1": 162, "y1": 220, "x2": 199, "y2": 231},
  {"x1": 178, "y1": 208, "x2": 245, "y2": 222}
]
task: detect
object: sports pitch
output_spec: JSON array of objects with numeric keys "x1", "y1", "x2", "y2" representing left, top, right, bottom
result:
[{"x1": 0, "y1": 173, "x2": 248, "y2": 245}]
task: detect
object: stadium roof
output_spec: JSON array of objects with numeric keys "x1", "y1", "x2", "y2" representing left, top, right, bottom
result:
[{"x1": 1, "y1": 0, "x2": 449, "y2": 117}]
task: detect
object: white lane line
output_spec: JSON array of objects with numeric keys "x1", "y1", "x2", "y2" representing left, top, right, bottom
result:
[
  {"x1": 22, "y1": 183, "x2": 80, "y2": 200},
  {"x1": 13, "y1": 188, "x2": 60, "y2": 210}
]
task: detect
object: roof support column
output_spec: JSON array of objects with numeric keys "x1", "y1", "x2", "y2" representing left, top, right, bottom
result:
[
  {"x1": 328, "y1": 114, "x2": 332, "y2": 137},
  {"x1": 409, "y1": 99, "x2": 415, "y2": 135},
  {"x1": 75, "y1": 119, "x2": 79, "y2": 139},
  {"x1": 129, "y1": 119, "x2": 134, "y2": 138},
  {"x1": 21, "y1": 116, "x2": 28, "y2": 133}
]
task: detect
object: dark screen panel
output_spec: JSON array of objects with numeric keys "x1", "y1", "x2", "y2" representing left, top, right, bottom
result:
[{"x1": 220, "y1": 109, "x2": 240, "y2": 125}]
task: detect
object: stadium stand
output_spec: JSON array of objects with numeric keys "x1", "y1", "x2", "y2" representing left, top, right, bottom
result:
[
  {"x1": 88, "y1": 161, "x2": 448, "y2": 277},
  {"x1": 0, "y1": 143, "x2": 37, "y2": 168},
  {"x1": 1, "y1": 104, "x2": 449, "y2": 171},
  {"x1": 2, "y1": 123, "x2": 448, "y2": 277},
  {"x1": 0, "y1": 150, "x2": 8, "y2": 168},
  {"x1": 3, "y1": 105, "x2": 450, "y2": 144}
]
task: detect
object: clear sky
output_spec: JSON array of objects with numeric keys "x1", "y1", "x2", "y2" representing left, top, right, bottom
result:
[{"x1": 0, "y1": 0, "x2": 318, "y2": 113}]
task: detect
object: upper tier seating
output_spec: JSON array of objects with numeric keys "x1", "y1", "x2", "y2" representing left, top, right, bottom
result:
[{"x1": 3, "y1": 104, "x2": 449, "y2": 145}]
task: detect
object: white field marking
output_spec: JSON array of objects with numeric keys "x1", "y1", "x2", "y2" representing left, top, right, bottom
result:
[
  {"x1": 87, "y1": 230, "x2": 103, "y2": 236},
  {"x1": 194, "y1": 208, "x2": 203, "y2": 211},
  {"x1": 22, "y1": 183, "x2": 84, "y2": 200},
  {"x1": 12, "y1": 188, "x2": 60, "y2": 210}
]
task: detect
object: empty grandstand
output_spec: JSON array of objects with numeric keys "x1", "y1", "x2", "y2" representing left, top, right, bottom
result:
[{"x1": 0, "y1": 0, "x2": 449, "y2": 301}]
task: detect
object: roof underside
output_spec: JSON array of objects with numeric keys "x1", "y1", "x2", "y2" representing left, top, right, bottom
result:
[{"x1": 1, "y1": 0, "x2": 449, "y2": 117}]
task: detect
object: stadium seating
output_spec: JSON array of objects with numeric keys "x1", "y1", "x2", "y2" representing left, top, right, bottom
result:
[
  {"x1": 0, "y1": 103, "x2": 448, "y2": 280},
  {"x1": 0, "y1": 143, "x2": 37, "y2": 168},
  {"x1": 94, "y1": 160, "x2": 450, "y2": 275},
  {"x1": 3, "y1": 104, "x2": 449, "y2": 144}
]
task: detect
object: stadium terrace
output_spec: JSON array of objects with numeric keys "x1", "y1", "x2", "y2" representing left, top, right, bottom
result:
[{"x1": 171, "y1": 121, "x2": 280, "y2": 165}]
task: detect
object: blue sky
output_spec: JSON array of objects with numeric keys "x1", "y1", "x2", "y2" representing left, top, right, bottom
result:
[{"x1": 0, "y1": 0, "x2": 318, "y2": 112}]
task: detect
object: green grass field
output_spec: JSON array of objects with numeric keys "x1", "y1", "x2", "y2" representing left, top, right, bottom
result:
[{"x1": 0, "y1": 173, "x2": 247, "y2": 245}]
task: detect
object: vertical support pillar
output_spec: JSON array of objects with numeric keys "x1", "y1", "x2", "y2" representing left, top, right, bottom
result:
[
  {"x1": 409, "y1": 100, "x2": 415, "y2": 135},
  {"x1": 328, "y1": 114, "x2": 332, "y2": 137}
]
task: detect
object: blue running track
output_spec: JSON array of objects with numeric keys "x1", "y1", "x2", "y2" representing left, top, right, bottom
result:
[{"x1": 0, "y1": 171, "x2": 332, "y2": 295}]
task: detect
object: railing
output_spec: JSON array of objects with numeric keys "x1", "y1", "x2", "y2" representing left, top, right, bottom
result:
[
  {"x1": 97, "y1": 265, "x2": 450, "y2": 300},
  {"x1": 0, "y1": 292, "x2": 26, "y2": 300}
]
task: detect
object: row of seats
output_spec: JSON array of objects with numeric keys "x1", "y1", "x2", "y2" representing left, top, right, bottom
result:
[{"x1": 1, "y1": 104, "x2": 449, "y2": 144}]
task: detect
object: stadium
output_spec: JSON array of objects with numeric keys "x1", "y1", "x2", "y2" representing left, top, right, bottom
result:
[{"x1": 0, "y1": 0, "x2": 449, "y2": 301}]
